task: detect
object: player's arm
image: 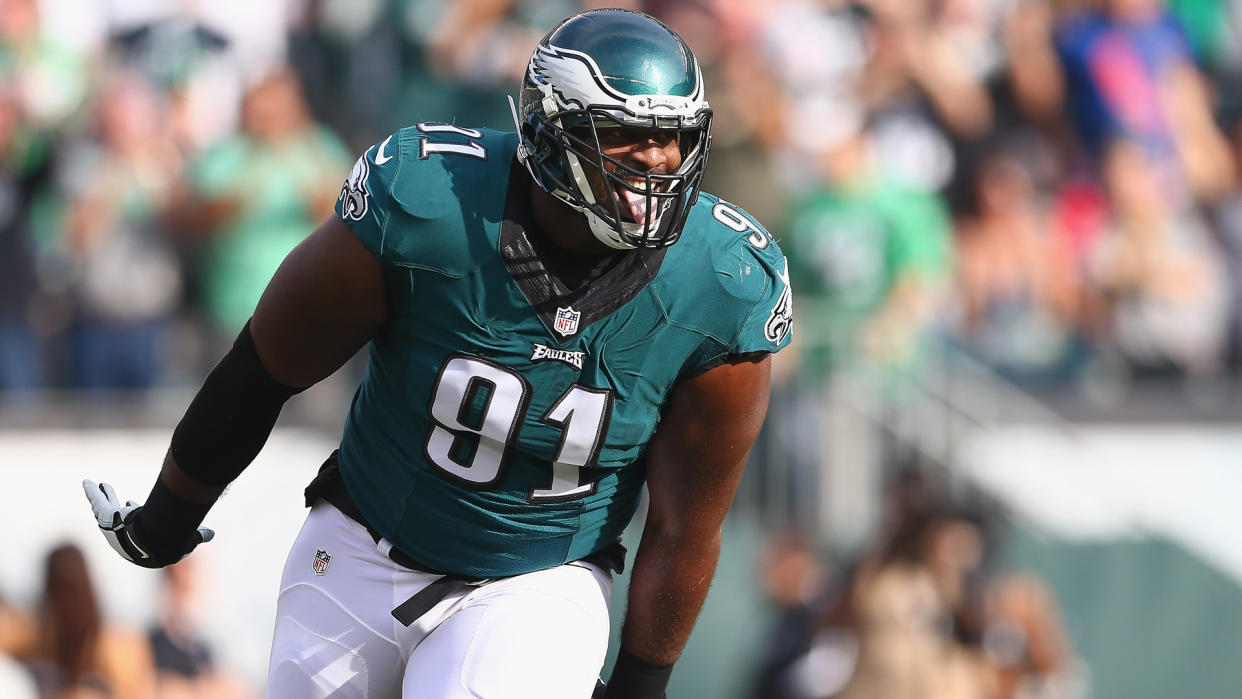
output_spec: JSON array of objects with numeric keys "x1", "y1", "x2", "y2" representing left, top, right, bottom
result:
[
  {"x1": 606, "y1": 353, "x2": 771, "y2": 698},
  {"x1": 84, "y1": 216, "x2": 386, "y2": 567}
]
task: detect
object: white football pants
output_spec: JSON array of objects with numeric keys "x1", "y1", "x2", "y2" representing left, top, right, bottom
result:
[{"x1": 265, "y1": 502, "x2": 612, "y2": 699}]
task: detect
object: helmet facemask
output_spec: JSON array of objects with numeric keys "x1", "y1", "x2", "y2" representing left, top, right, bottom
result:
[{"x1": 524, "y1": 104, "x2": 712, "y2": 249}]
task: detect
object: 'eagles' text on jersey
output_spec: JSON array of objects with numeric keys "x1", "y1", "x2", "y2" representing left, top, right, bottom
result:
[{"x1": 333, "y1": 123, "x2": 792, "y2": 577}]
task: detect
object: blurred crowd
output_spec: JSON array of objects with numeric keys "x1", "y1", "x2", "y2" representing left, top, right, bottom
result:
[
  {"x1": 3, "y1": 0, "x2": 1242, "y2": 397},
  {"x1": 0, "y1": 546, "x2": 251, "y2": 699},
  {"x1": 746, "y1": 0, "x2": 1242, "y2": 398},
  {"x1": 0, "y1": 0, "x2": 355, "y2": 393},
  {"x1": 2, "y1": 0, "x2": 1238, "y2": 695},
  {"x1": 749, "y1": 471, "x2": 1087, "y2": 699}
]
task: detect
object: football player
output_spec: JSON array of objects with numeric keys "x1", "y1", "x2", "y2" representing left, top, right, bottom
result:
[{"x1": 85, "y1": 8, "x2": 793, "y2": 698}]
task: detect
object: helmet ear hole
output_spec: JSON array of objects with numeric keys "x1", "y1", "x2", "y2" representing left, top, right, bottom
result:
[
  {"x1": 521, "y1": 120, "x2": 540, "y2": 149},
  {"x1": 529, "y1": 124, "x2": 555, "y2": 162}
]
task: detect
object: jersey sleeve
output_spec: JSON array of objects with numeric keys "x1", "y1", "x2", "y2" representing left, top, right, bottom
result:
[
  {"x1": 731, "y1": 228, "x2": 794, "y2": 357},
  {"x1": 334, "y1": 131, "x2": 403, "y2": 261},
  {"x1": 675, "y1": 199, "x2": 795, "y2": 379}
]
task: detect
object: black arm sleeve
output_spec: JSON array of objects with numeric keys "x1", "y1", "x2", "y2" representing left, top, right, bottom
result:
[{"x1": 169, "y1": 320, "x2": 306, "y2": 486}]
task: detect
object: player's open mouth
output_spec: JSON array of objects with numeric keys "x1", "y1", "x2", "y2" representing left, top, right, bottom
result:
[{"x1": 614, "y1": 179, "x2": 669, "y2": 225}]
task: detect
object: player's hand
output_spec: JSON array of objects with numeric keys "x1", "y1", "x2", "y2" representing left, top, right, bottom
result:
[{"x1": 82, "y1": 480, "x2": 214, "y2": 568}]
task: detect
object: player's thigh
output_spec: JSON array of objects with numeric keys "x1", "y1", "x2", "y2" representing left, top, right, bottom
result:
[
  {"x1": 402, "y1": 563, "x2": 611, "y2": 699},
  {"x1": 267, "y1": 585, "x2": 405, "y2": 699},
  {"x1": 266, "y1": 504, "x2": 408, "y2": 699}
]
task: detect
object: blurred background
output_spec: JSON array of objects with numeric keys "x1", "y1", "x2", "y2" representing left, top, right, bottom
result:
[{"x1": 2, "y1": 0, "x2": 1242, "y2": 697}]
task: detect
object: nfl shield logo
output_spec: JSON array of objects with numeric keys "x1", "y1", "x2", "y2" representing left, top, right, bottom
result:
[
  {"x1": 553, "y1": 306, "x2": 581, "y2": 337},
  {"x1": 313, "y1": 549, "x2": 332, "y2": 576}
]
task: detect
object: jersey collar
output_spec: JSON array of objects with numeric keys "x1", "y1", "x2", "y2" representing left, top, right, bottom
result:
[{"x1": 499, "y1": 159, "x2": 667, "y2": 341}]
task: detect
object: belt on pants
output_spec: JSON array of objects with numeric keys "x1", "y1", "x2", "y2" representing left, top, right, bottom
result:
[{"x1": 389, "y1": 573, "x2": 490, "y2": 627}]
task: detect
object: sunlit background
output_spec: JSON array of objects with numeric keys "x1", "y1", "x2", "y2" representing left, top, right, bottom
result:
[{"x1": 2, "y1": 0, "x2": 1242, "y2": 697}]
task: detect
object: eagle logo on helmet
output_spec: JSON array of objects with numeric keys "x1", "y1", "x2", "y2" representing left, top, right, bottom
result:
[
  {"x1": 529, "y1": 44, "x2": 623, "y2": 112},
  {"x1": 529, "y1": 43, "x2": 706, "y2": 122}
]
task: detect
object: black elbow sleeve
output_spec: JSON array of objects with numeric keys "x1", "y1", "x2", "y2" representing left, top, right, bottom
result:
[{"x1": 170, "y1": 320, "x2": 305, "y2": 486}]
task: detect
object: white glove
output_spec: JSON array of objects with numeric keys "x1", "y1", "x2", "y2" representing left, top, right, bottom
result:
[{"x1": 83, "y1": 479, "x2": 214, "y2": 568}]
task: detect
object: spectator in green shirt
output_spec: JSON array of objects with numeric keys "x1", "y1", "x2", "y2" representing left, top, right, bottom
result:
[
  {"x1": 785, "y1": 126, "x2": 953, "y2": 380},
  {"x1": 170, "y1": 68, "x2": 351, "y2": 341}
]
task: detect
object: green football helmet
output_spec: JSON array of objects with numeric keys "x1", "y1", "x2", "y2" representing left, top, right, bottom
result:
[{"x1": 513, "y1": 9, "x2": 713, "y2": 249}]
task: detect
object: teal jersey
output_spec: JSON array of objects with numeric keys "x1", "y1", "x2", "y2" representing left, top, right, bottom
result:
[{"x1": 332, "y1": 123, "x2": 792, "y2": 578}]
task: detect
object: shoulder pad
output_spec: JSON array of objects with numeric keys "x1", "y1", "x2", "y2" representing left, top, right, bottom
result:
[
  {"x1": 389, "y1": 124, "x2": 513, "y2": 220},
  {"x1": 335, "y1": 125, "x2": 516, "y2": 261}
]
